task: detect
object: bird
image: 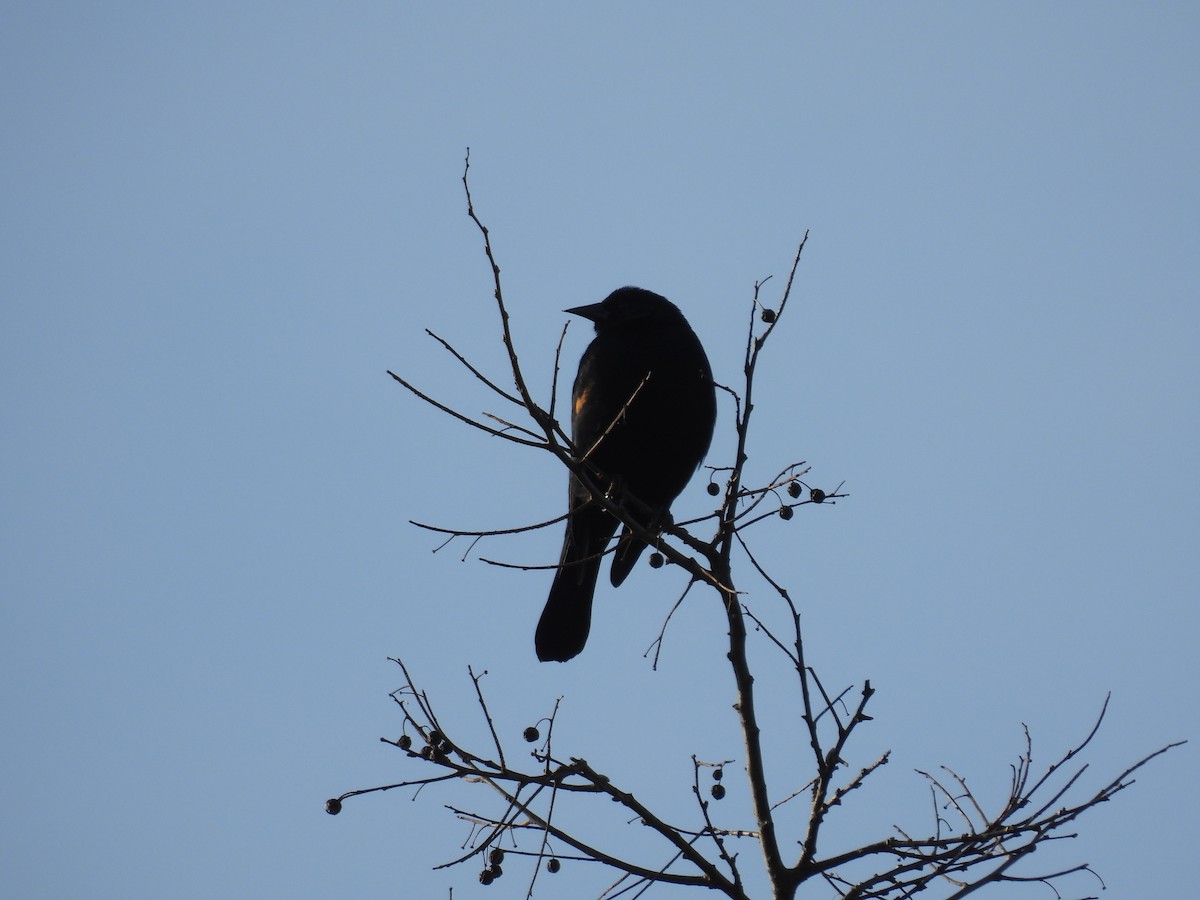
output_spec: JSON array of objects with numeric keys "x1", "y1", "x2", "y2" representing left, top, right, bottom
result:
[{"x1": 535, "y1": 287, "x2": 716, "y2": 662}]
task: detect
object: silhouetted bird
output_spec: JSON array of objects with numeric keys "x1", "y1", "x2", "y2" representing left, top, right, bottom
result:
[{"x1": 535, "y1": 287, "x2": 716, "y2": 662}]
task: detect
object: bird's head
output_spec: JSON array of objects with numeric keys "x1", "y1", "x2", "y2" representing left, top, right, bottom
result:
[{"x1": 566, "y1": 287, "x2": 686, "y2": 333}]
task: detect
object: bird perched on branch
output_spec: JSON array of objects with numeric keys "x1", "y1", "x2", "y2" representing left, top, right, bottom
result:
[{"x1": 535, "y1": 287, "x2": 716, "y2": 662}]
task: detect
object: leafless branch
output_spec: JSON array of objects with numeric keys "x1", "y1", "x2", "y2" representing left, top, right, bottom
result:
[{"x1": 329, "y1": 155, "x2": 1182, "y2": 900}]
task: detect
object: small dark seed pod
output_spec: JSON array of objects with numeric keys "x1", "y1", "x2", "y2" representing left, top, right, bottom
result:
[
  {"x1": 810, "y1": 488, "x2": 827, "y2": 503},
  {"x1": 397, "y1": 734, "x2": 413, "y2": 750},
  {"x1": 711, "y1": 784, "x2": 726, "y2": 800},
  {"x1": 779, "y1": 506, "x2": 794, "y2": 520},
  {"x1": 761, "y1": 308, "x2": 777, "y2": 323},
  {"x1": 489, "y1": 848, "x2": 505, "y2": 866},
  {"x1": 713, "y1": 767, "x2": 724, "y2": 781},
  {"x1": 547, "y1": 858, "x2": 562, "y2": 874},
  {"x1": 324, "y1": 798, "x2": 342, "y2": 815},
  {"x1": 787, "y1": 482, "x2": 801, "y2": 498},
  {"x1": 479, "y1": 868, "x2": 494, "y2": 885},
  {"x1": 707, "y1": 481, "x2": 720, "y2": 496},
  {"x1": 523, "y1": 726, "x2": 540, "y2": 743},
  {"x1": 649, "y1": 552, "x2": 664, "y2": 569}
]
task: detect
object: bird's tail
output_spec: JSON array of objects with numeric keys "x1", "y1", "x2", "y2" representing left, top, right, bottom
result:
[
  {"x1": 536, "y1": 556, "x2": 601, "y2": 662},
  {"x1": 537, "y1": 508, "x2": 612, "y2": 661}
]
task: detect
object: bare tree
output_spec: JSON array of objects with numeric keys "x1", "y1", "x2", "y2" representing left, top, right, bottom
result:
[{"x1": 327, "y1": 152, "x2": 1182, "y2": 899}]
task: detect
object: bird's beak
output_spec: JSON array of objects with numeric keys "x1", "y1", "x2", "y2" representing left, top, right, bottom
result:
[{"x1": 565, "y1": 302, "x2": 607, "y2": 323}]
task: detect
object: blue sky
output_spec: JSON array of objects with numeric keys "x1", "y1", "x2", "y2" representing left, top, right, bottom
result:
[{"x1": 2, "y1": 4, "x2": 1196, "y2": 897}]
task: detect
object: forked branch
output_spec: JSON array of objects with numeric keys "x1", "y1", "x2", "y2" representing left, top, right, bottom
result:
[{"x1": 328, "y1": 153, "x2": 1181, "y2": 899}]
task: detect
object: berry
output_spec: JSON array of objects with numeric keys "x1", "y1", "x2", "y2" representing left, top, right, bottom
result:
[
  {"x1": 779, "y1": 506, "x2": 794, "y2": 520},
  {"x1": 547, "y1": 858, "x2": 561, "y2": 874},
  {"x1": 649, "y1": 552, "x2": 664, "y2": 569},
  {"x1": 761, "y1": 308, "x2": 777, "y2": 323},
  {"x1": 489, "y1": 848, "x2": 505, "y2": 866},
  {"x1": 325, "y1": 798, "x2": 342, "y2": 815},
  {"x1": 787, "y1": 482, "x2": 801, "y2": 498},
  {"x1": 523, "y1": 726, "x2": 540, "y2": 743},
  {"x1": 707, "y1": 482, "x2": 720, "y2": 496},
  {"x1": 713, "y1": 767, "x2": 724, "y2": 781},
  {"x1": 479, "y1": 869, "x2": 494, "y2": 885},
  {"x1": 711, "y1": 784, "x2": 726, "y2": 800},
  {"x1": 810, "y1": 488, "x2": 826, "y2": 503},
  {"x1": 397, "y1": 734, "x2": 413, "y2": 750}
]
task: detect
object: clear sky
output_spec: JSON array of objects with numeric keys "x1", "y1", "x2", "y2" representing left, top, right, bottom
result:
[{"x1": 2, "y1": 4, "x2": 1196, "y2": 898}]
